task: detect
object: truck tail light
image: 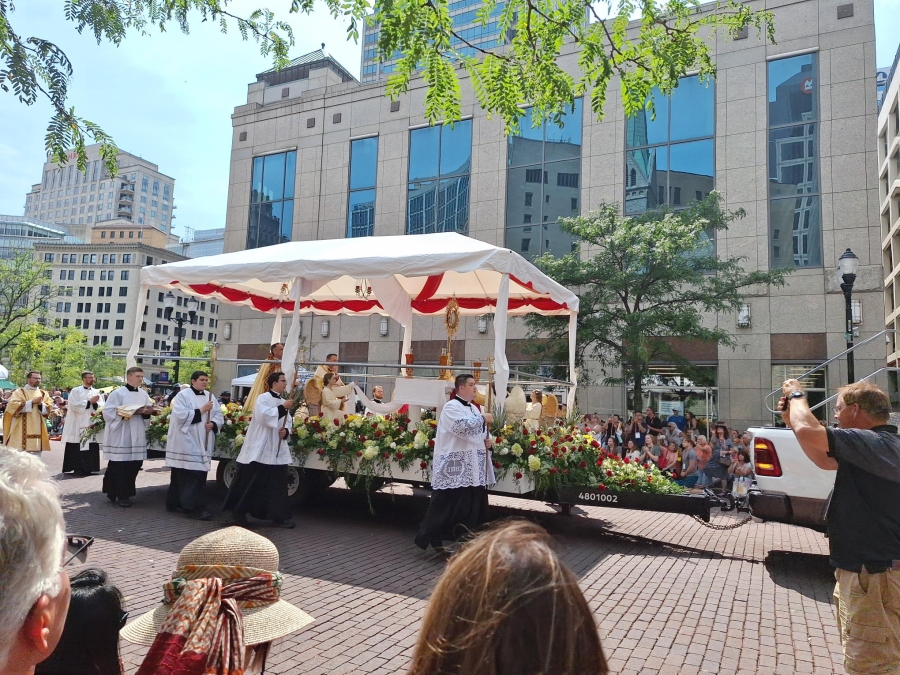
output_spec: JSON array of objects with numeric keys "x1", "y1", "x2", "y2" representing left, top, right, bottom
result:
[{"x1": 753, "y1": 437, "x2": 783, "y2": 477}]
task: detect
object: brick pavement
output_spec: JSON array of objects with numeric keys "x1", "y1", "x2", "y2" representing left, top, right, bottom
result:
[{"x1": 47, "y1": 441, "x2": 846, "y2": 674}]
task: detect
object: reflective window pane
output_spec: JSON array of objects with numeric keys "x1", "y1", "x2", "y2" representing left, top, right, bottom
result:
[
  {"x1": 545, "y1": 98, "x2": 583, "y2": 159},
  {"x1": 769, "y1": 195, "x2": 822, "y2": 268},
  {"x1": 261, "y1": 153, "x2": 286, "y2": 201},
  {"x1": 409, "y1": 127, "x2": 440, "y2": 181},
  {"x1": 668, "y1": 140, "x2": 714, "y2": 206},
  {"x1": 438, "y1": 176, "x2": 470, "y2": 233},
  {"x1": 625, "y1": 146, "x2": 667, "y2": 215},
  {"x1": 250, "y1": 157, "x2": 264, "y2": 202},
  {"x1": 670, "y1": 76, "x2": 714, "y2": 141},
  {"x1": 440, "y1": 120, "x2": 472, "y2": 176},
  {"x1": 350, "y1": 138, "x2": 379, "y2": 190},
  {"x1": 408, "y1": 181, "x2": 437, "y2": 234},
  {"x1": 508, "y1": 111, "x2": 544, "y2": 167},
  {"x1": 247, "y1": 203, "x2": 262, "y2": 249},
  {"x1": 543, "y1": 159, "x2": 582, "y2": 225},
  {"x1": 257, "y1": 200, "x2": 283, "y2": 248},
  {"x1": 626, "y1": 89, "x2": 668, "y2": 148},
  {"x1": 280, "y1": 200, "x2": 294, "y2": 243},
  {"x1": 348, "y1": 189, "x2": 376, "y2": 237},
  {"x1": 283, "y1": 151, "x2": 296, "y2": 199},
  {"x1": 541, "y1": 222, "x2": 579, "y2": 259},
  {"x1": 506, "y1": 165, "x2": 544, "y2": 227},
  {"x1": 505, "y1": 225, "x2": 539, "y2": 261},
  {"x1": 768, "y1": 54, "x2": 817, "y2": 126},
  {"x1": 768, "y1": 124, "x2": 819, "y2": 197}
]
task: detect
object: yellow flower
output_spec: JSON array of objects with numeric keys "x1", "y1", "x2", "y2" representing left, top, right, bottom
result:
[
  {"x1": 363, "y1": 446, "x2": 378, "y2": 460},
  {"x1": 527, "y1": 455, "x2": 541, "y2": 471},
  {"x1": 511, "y1": 443, "x2": 523, "y2": 458}
]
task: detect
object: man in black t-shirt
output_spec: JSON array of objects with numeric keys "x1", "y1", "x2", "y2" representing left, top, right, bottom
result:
[
  {"x1": 780, "y1": 379, "x2": 900, "y2": 675},
  {"x1": 645, "y1": 407, "x2": 664, "y2": 438}
]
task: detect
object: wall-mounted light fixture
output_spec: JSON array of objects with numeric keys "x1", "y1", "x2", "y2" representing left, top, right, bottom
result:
[
  {"x1": 851, "y1": 300, "x2": 862, "y2": 325},
  {"x1": 379, "y1": 317, "x2": 389, "y2": 336},
  {"x1": 737, "y1": 304, "x2": 751, "y2": 328},
  {"x1": 477, "y1": 317, "x2": 488, "y2": 334},
  {"x1": 223, "y1": 322, "x2": 232, "y2": 340},
  {"x1": 320, "y1": 320, "x2": 330, "y2": 338}
]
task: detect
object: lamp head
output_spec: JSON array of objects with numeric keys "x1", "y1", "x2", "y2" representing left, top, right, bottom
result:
[
  {"x1": 163, "y1": 291, "x2": 176, "y2": 310},
  {"x1": 838, "y1": 248, "x2": 859, "y2": 277}
]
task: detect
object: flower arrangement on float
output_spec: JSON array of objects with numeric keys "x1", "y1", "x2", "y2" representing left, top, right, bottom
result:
[
  {"x1": 140, "y1": 406, "x2": 685, "y2": 496},
  {"x1": 145, "y1": 406, "x2": 172, "y2": 445}
]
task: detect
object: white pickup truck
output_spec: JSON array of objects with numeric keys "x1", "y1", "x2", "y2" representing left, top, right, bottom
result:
[{"x1": 747, "y1": 426, "x2": 835, "y2": 530}]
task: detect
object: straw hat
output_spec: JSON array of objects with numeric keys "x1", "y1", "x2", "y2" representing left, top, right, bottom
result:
[{"x1": 121, "y1": 527, "x2": 314, "y2": 646}]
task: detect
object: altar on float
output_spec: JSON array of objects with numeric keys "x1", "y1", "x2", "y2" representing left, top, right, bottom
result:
[{"x1": 126, "y1": 232, "x2": 580, "y2": 409}]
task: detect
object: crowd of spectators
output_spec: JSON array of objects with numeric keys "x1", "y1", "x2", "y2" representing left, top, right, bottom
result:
[{"x1": 579, "y1": 407, "x2": 755, "y2": 494}]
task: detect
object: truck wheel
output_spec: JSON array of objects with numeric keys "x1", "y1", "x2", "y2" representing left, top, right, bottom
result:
[
  {"x1": 291, "y1": 469, "x2": 335, "y2": 506},
  {"x1": 216, "y1": 459, "x2": 239, "y2": 490}
]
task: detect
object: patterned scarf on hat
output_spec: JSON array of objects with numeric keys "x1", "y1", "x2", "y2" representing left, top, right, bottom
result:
[{"x1": 136, "y1": 565, "x2": 282, "y2": 675}]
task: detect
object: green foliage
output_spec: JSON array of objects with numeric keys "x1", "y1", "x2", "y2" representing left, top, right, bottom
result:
[
  {"x1": 524, "y1": 193, "x2": 792, "y2": 409},
  {"x1": 8, "y1": 324, "x2": 125, "y2": 389},
  {"x1": 0, "y1": 252, "x2": 52, "y2": 356},
  {"x1": 163, "y1": 339, "x2": 212, "y2": 377},
  {"x1": 2, "y1": 0, "x2": 774, "y2": 173}
]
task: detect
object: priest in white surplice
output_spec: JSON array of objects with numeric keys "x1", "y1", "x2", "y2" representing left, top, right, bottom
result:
[
  {"x1": 164, "y1": 371, "x2": 224, "y2": 520},
  {"x1": 101, "y1": 367, "x2": 158, "y2": 507},
  {"x1": 61, "y1": 371, "x2": 104, "y2": 476},
  {"x1": 415, "y1": 373, "x2": 494, "y2": 551},
  {"x1": 223, "y1": 370, "x2": 298, "y2": 529}
]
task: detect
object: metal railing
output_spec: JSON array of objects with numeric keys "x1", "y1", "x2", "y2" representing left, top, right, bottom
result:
[{"x1": 764, "y1": 329, "x2": 899, "y2": 414}]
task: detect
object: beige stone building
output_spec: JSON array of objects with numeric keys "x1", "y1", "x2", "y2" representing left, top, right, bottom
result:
[
  {"x1": 880, "y1": 46, "x2": 900, "y2": 378},
  {"x1": 32, "y1": 241, "x2": 220, "y2": 385},
  {"x1": 216, "y1": 1, "x2": 886, "y2": 429}
]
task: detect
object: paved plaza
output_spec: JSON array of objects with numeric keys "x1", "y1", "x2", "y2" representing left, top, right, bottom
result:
[{"x1": 49, "y1": 442, "x2": 846, "y2": 674}]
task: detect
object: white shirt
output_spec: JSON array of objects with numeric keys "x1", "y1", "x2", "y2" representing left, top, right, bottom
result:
[
  {"x1": 165, "y1": 388, "x2": 225, "y2": 472},
  {"x1": 61, "y1": 385, "x2": 103, "y2": 446},
  {"x1": 431, "y1": 397, "x2": 494, "y2": 490},
  {"x1": 235, "y1": 391, "x2": 292, "y2": 466},
  {"x1": 21, "y1": 385, "x2": 47, "y2": 415},
  {"x1": 102, "y1": 386, "x2": 152, "y2": 462}
]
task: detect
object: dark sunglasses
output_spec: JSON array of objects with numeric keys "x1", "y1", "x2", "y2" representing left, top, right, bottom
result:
[
  {"x1": 119, "y1": 611, "x2": 130, "y2": 629},
  {"x1": 64, "y1": 534, "x2": 95, "y2": 567}
]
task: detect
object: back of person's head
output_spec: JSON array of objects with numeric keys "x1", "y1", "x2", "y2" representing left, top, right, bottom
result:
[
  {"x1": 0, "y1": 447, "x2": 67, "y2": 670},
  {"x1": 35, "y1": 569, "x2": 124, "y2": 675},
  {"x1": 407, "y1": 520, "x2": 608, "y2": 675}
]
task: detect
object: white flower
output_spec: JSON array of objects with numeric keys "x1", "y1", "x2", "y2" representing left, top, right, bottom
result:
[
  {"x1": 339, "y1": 432, "x2": 346, "y2": 438},
  {"x1": 527, "y1": 455, "x2": 541, "y2": 471},
  {"x1": 500, "y1": 447, "x2": 509, "y2": 455},
  {"x1": 226, "y1": 420, "x2": 233, "y2": 426},
  {"x1": 363, "y1": 446, "x2": 378, "y2": 460},
  {"x1": 220, "y1": 405, "x2": 228, "y2": 414},
  {"x1": 234, "y1": 434, "x2": 245, "y2": 447},
  {"x1": 413, "y1": 431, "x2": 428, "y2": 449},
  {"x1": 390, "y1": 442, "x2": 397, "y2": 449}
]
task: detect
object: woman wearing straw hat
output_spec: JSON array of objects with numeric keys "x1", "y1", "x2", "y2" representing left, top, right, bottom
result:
[
  {"x1": 223, "y1": 370, "x2": 299, "y2": 528},
  {"x1": 121, "y1": 527, "x2": 314, "y2": 675}
]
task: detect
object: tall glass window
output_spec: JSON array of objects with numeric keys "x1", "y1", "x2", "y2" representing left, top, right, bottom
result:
[
  {"x1": 246, "y1": 150, "x2": 296, "y2": 249},
  {"x1": 625, "y1": 77, "x2": 714, "y2": 215},
  {"x1": 407, "y1": 120, "x2": 472, "y2": 235},
  {"x1": 348, "y1": 137, "x2": 378, "y2": 237},
  {"x1": 767, "y1": 54, "x2": 821, "y2": 268},
  {"x1": 506, "y1": 99, "x2": 582, "y2": 260}
]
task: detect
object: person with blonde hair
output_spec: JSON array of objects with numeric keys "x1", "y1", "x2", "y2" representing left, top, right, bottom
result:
[
  {"x1": 0, "y1": 446, "x2": 71, "y2": 675},
  {"x1": 407, "y1": 520, "x2": 609, "y2": 675}
]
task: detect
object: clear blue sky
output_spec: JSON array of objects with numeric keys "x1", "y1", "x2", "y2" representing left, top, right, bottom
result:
[{"x1": 0, "y1": 0, "x2": 898, "y2": 238}]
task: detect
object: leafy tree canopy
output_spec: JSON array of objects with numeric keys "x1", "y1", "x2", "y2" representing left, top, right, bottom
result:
[
  {"x1": 524, "y1": 193, "x2": 792, "y2": 410},
  {"x1": 163, "y1": 339, "x2": 212, "y2": 380},
  {"x1": 0, "y1": 251, "x2": 52, "y2": 355},
  {"x1": 1, "y1": 0, "x2": 774, "y2": 175}
]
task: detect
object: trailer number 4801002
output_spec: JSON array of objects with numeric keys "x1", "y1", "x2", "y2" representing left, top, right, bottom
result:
[{"x1": 578, "y1": 492, "x2": 618, "y2": 503}]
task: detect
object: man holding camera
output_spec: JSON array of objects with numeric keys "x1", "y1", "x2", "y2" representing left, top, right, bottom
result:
[{"x1": 780, "y1": 379, "x2": 900, "y2": 675}]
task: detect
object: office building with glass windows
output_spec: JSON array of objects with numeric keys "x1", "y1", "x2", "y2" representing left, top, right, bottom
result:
[
  {"x1": 219, "y1": 0, "x2": 885, "y2": 429},
  {"x1": 23, "y1": 144, "x2": 178, "y2": 243}
]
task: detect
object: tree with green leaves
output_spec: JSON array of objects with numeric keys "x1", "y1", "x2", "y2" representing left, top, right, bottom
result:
[
  {"x1": 524, "y1": 193, "x2": 792, "y2": 412},
  {"x1": 9, "y1": 324, "x2": 125, "y2": 388},
  {"x1": 163, "y1": 339, "x2": 212, "y2": 380},
  {"x1": 0, "y1": 251, "x2": 52, "y2": 356},
  {"x1": 2, "y1": 0, "x2": 774, "y2": 175}
]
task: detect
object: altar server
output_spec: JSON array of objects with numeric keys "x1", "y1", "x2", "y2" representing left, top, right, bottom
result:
[
  {"x1": 2, "y1": 371, "x2": 53, "y2": 454},
  {"x1": 61, "y1": 371, "x2": 103, "y2": 475},
  {"x1": 102, "y1": 367, "x2": 157, "y2": 507},
  {"x1": 415, "y1": 373, "x2": 494, "y2": 551},
  {"x1": 223, "y1": 371, "x2": 298, "y2": 529},
  {"x1": 164, "y1": 371, "x2": 224, "y2": 520}
]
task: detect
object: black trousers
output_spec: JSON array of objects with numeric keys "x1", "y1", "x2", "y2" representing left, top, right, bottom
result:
[
  {"x1": 62, "y1": 442, "x2": 100, "y2": 475},
  {"x1": 166, "y1": 467, "x2": 208, "y2": 513},
  {"x1": 415, "y1": 486, "x2": 489, "y2": 550},
  {"x1": 102, "y1": 460, "x2": 143, "y2": 500},
  {"x1": 222, "y1": 462, "x2": 292, "y2": 523}
]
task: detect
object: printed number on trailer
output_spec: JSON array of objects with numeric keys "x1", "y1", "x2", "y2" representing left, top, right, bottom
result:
[{"x1": 578, "y1": 492, "x2": 618, "y2": 503}]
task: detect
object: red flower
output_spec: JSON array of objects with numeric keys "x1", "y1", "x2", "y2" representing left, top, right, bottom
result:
[
  {"x1": 375, "y1": 430, "x2": 383, "y2": 438},
  {"x1": 316, "y1": 449, "x2": 325, "y2": 456},
  {"x1": 420, "y1": 461, "x2": 428, "y2": 469},
  {"x1": 647, "y1": 476, "x2": 653, "y2": 483},
  {"x1": 495, "y1": 436, "x2": 502, "y2": 444},
  {"x1": 598, "y1": 483, "x2": 607, "y2": 491},
  {"x1": 549, "y1": 467, "x2": 558, "y2": 474},
  {"x1": 383, "y1": 452, "x2": 390, "y2": 459},
  {"x1": 515, "y1": 471, "x2": 523, "y2": 480},
  {"x1": 493, "y1": 461, "x2": 501, "y2": 469},
  {"x1": 623, "y1": 457, "x2": 631, "y2": 464},
  {"x1": 395, "y1": 452, "x2": 404, "y2": 460},
  {"x1": 360, "y1": 435, "x2": 366, "y2": 442},
  {"x1": 529, "y1": 449, "x2": 536, "y2": 455},
  {"x1": 579, "y1": 461, "x2": 587, "y2": 468},
  {"x1": 530, "y1": 440, "x2": 537, "y2": 447},
  {"x1": 333, "y1": 419, "x2": 340, "y2": 426},
  {"x1": 606, "y1": 469, "x2": 613, "y2": 477},
  {"x1": 562, "y1": 469, "x2": 568, "y2": 474},
  {"x1": 596, "y1": 459, "x2": 604, "y2": 466},
  {"x1": 356, "y1": 451, "x2": 363, "y2": 457},
  {"x1": 428, "y1": 439, "x2": 435, "y2": 447},
  {"x1": 591, "y1": 440, "x2": 600, "y2": 448}
]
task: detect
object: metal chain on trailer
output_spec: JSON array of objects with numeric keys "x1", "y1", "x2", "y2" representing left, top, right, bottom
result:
[{"x1": 691, "y1": 514, "x2": 753, "y2": 530}]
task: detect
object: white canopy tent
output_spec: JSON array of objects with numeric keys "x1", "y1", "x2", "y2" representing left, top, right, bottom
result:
[{"x1": 127, "y1": 233, "x2": 580, "y2": 408}]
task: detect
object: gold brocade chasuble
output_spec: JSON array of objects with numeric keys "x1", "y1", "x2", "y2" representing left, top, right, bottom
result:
[
  {"x1": 3, "y1": 387, "x2": 53, "y2": 453},
  {"x1": 243, "y1": 357, "x2": 280, "y2": 414}
]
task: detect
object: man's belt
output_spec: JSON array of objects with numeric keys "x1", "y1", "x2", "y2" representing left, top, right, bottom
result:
[{"x1": 842, "y1": 561, "x2": 900, "y2": 574}]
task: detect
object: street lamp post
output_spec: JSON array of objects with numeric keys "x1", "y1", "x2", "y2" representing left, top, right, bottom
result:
[
  {"x1": 163, "y1": 291, "x2": 199, "y2": 387},
  {"x1": 838, "y1": 248, "x2": 860, "y2": 384}
]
